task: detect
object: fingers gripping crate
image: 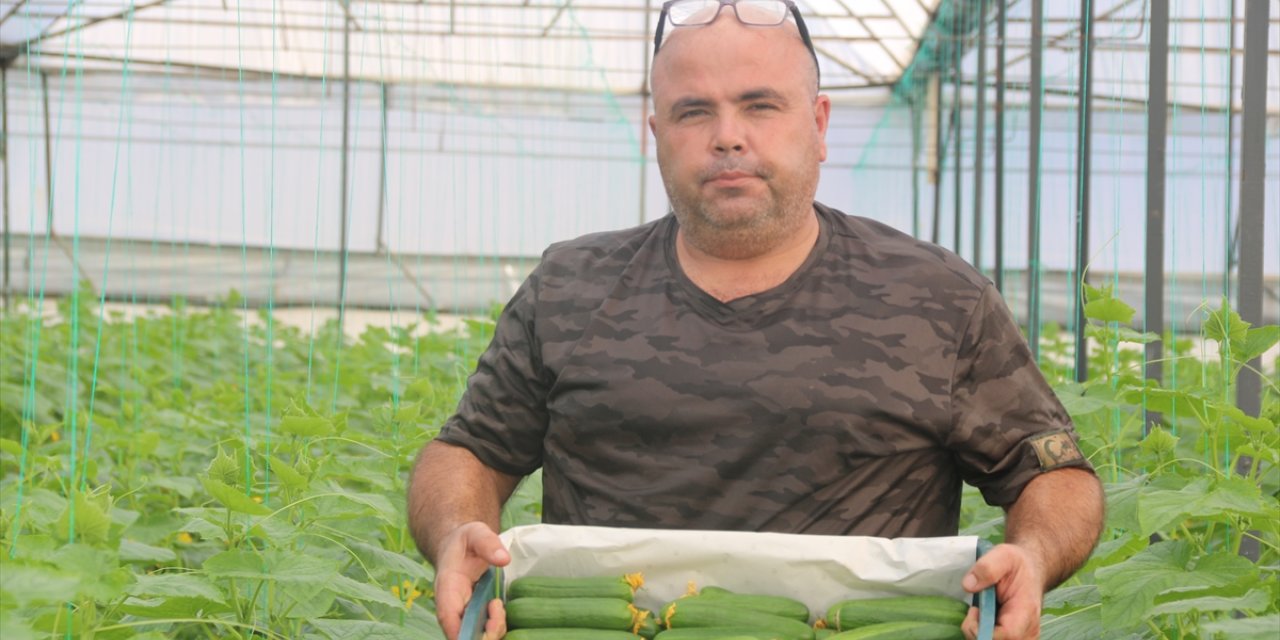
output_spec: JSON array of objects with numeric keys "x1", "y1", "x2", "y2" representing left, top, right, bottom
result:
[{"x1": 460, "y1": 525, "x2": 997, "y2": 640}]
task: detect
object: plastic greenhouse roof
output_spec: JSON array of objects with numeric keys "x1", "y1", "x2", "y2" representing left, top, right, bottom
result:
[{"x1": 1, "y1": 0, "x2": 946, "y2": 93}]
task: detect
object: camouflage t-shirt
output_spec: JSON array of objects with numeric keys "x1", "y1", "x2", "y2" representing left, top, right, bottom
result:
[{"x1": 437, "y1": 202, "x2": 1091, "y2": 537}]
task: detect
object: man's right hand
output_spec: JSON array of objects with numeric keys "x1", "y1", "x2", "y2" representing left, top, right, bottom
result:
[{"x1": 433, "y1": 521, "x2": 511, "y2": 640}]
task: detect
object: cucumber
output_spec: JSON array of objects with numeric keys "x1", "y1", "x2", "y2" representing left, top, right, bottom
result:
[
  {"x1": 693, "y1": 587, "x2": 810, "y2": 622},
  {"x1": 506, "y1": 597, "x2": 647, "y2": 632},
  {"x1": 661, "y1": 599, "x2": 814, "y2": 640},
  {"x1": 637, "y1": 609, "x2": 661, "y2": 639},
  {"x1": 503, "y1": 629, "x2": 642, "y2": 640},
  {"x1": 654, "y1": 629, "x2": 789, "y2": 639},
  {"x1": 825, "y1": 621, "x2": 964, "y2": 640},
  {"x1": 824, "y1": 596, "x2": 968, "y2": 630},
  {"x1": 508, "y1": 573, "x2": 644, "y2": 602}
]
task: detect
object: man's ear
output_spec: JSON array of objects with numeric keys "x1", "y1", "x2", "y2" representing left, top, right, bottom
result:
[
  {"x1": 813, "y1": 94, "x2": 832, "y2": 162},
  {"x1": 648, "y1": 113, "x2": 658, "y2": 138}
]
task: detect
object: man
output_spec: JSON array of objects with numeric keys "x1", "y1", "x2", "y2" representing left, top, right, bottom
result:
[{"x1": 408, "y1": 2, "x2": 1104, "y2": 639}]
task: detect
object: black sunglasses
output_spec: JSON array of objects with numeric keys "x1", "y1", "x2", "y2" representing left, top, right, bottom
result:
[{"x1": 653, "y1": 0, "x2": 821, "y2": 86}]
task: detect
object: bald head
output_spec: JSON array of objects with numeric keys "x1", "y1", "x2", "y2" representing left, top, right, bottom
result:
[{"x1": 651, "y1": 8, "x2": 820, "y2": 100}]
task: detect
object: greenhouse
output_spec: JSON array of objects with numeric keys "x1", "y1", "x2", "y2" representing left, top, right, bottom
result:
[{"x1": 1, "y1": 0, "x2": 1277, "y2": 638}]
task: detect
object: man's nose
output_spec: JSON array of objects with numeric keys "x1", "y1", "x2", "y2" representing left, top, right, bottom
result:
[{"x1": 711, "y1": 115, "x2": 747, "y2": 154}]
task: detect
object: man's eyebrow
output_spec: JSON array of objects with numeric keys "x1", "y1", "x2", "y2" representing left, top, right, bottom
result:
[
  {"x1": 669, "y1": 96, "x2": 714, "y2": 116},
  {"x1": 737, "y1": 88, "x2": 788, "y2": 104},
  {"x1": 668, "y1": 89, "x2": 789, "y2": 117}
]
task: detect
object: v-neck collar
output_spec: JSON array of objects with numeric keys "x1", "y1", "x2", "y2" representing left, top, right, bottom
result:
[{"x1": 662, "y1": 205, "x2": 832, "y2": 330}]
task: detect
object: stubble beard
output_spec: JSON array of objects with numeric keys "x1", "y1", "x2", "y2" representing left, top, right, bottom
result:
[{"x1": 662, "y1": 159, "x2": 819, "y2": 261}]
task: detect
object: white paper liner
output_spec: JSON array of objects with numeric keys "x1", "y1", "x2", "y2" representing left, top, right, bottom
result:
[{"x1": 499, "y1": 523, "x2": 978, "y2": 618}]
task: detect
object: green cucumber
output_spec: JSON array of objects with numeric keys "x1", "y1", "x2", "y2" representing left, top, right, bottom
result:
[
  {"x1": 824, "y1": 595, "x2": 968, "y2": 630},
  {"x1": 654, "y1": 629, "x2": 789, "y2": 639},
  {"x1": 503, "y1": 629, "x2": 641, "y2": 639},
  {"x1": 637, "y1": 609, "x2": 661, "y2": 639},
  {"x1": 506, "y1": 597, "x2": 646, "y2": 632},
  {"x1": 661, "y1": 599, "x2": 814, "y2": 640},
  {"x1": 825, "y1": 621, "x2": 964, "y2": 640},
  {"x1": 508, "y1": 573, "x2": 644, "y2": 602},
  {"x1": 693, "y1": 586, "x2": 810, "y2": 622}
]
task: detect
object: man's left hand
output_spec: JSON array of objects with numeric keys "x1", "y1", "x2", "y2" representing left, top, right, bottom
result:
[{"x1": 960, "y1": 542, "x2": 1045, "y2": 640}]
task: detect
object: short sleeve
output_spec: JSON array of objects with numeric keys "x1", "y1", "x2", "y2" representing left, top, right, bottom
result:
[
  {"x1": 947, "y1": 284, "x2": 1093, "y2": 507},
  {"x1": 435, "y1": 268, "x2": 551, "y2": 477}
]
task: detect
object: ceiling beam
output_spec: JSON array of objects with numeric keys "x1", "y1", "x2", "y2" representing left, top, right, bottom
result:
[{"x1": 20, "y1": 0, "x2": 178, "y2": 50}]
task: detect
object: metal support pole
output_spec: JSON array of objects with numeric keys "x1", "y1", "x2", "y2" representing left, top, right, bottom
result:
[
  {"x1": 911, "y1": 96, "x2": 921, "y2": 239},
  {"x1": 1026, "y1": 0, "x2": 1043, "y2": 360},
  {"x1": 973, "y1": 0, "x2": 987, "y2": 272},
  {"x1": 1236, "y1": 0, "x2": 1270, "y2": 423},
  {"x1": 639, "y1": 0, "x2": 653, "y2": 225},
  {"x1": 2, "y1": 65, "x2": 10, "y2": 308},
  {"x1": 994, "y1": 0, "x2": 1006, "y2": 292},
  {"x1": 42, "y1": 71, "x2": 53, "y2": 236},
  {"x1": 375, "y1": 83, "x2": 387, "y2": 252},
  {"x1": 1072, "y1": 0, "x2": 1094, "y2": 383},
  {"x1": 337, "y1": 14, "x2": 351, "y2": 333},
  {"x1": 952, "y1": 11, "x2": 963, "y2": 254},
  {"x1": 1234, "y1": 0, "x2": 1270, "y2": 567},
  {"x1": 931, "y1": 73, "x2": 943, "y2": 246},
  {"x1": 1144, "y1": 0, "x2": 1169, "y2": 428},
  {"x1": 1222, "y1": 0, "x2": 1235, "y2": 295}
]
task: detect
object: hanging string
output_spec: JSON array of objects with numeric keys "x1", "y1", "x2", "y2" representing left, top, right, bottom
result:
[
  {"x1": 80, "y1": 0, "x2": 140, "y2": 493},
  {"x1": 305, "y1": 1, "x2": 335, "y2": 405}
]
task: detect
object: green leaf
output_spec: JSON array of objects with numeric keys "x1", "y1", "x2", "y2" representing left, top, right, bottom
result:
[
  {"x1": 1203, "y1": 302, "x2": 1250, "y2": 345},
  {"x1": 276, "y1": 579, "x2": 336, "y2": 619},
  {"x1": 1042, "y1": 584, "x2": 1099, "y2": 613},
  {"x1": 326, "y1": 575, "x2": 405, "y2": 609},
  {"x1": 1079, "y1": 532, "x2": 1147, "y2": 574},
  {"x1": 205, "y1": 447, "x2": 241, "y2": 486},
  {"x1": 1236, "y1": 325, "x2": 1280, "y2": 364},
  {"x1": 1103, "y1": 476, "x2": 1144, "y2": 533},
  {"x1": 50, "y1": 544, "x2": 134, "y2": 601},
  {"x1": 1201, "y1": 613, "x2": 1280, "y2": 640},
  {"x1": 269, "y1": 455, "x2": 309, "y2": 490},
  {"x1": 0, "y1": 563, "x2": 80, "y2": 607},
  {"x1": 1125, "y1": 387, "x2": 1214, "y2": 422},
  {"x1": 1096, "y1": 541, "x2": 1256, "y2": 629},
  {"x1": 1148, "y1": 586, "x2": 1272, "y2": 617},
  {"x1": 338, "y1": 492, "x2": 400, "y2": 525},
  {"x1": 1041, "y1": 600, "x2": 1150, "y2": 640},
  {"x1": 118, "y1": 595, "x2": 236, "y2": 619},
  {"x1": 1137, "y1": 427, "x2": 1178, "y2": 468},
  {"x1": 0, "y1": 438, "x2": 24, "y2": 458},
  {"x1": 201, "y1": 476, "x2": 271, "y2": 516},
  {"x1": 129, "y1": 573, "x2": 225, "y2": 602},
  {"x1": 393, "y1": 402, "x2": 422, "y2": 423},
  {"x1": 1138, "y1": 477, "x2": 1272, "y2": 535},
  {"x1": 54, "y1": 492, "x2": 112, "y2": 545},
  {"x1": 149, "y1": 475, "x2": 199, "y2": 499},
  {"x1": 202, "y1": 548, "x2": 339, "y2": 584},
  {"x1": 1082, "y1": 282, "x2": 1110, "y2": 303},
  {"x1": 1222, "y1": 404, "x2": 1280, "y2": 439},
  {"x1": 178, "y1": 515, "x2": 228, "y2": 543},
  {"x1": 348, "y1": 541, "x2": 434, "y2": 582},
  {"x1": 0, "y1": 612, "x2": 37, "y2": 640},
  {"x1": 118, "y1": 538, "x2": 178, "y2": 564},
  {"x1": 280, "y1": 415, "x2": 334, "y2": 437},
  {"x1": 1084, "y1": 297, "x2": 1136, "y2": 324},
  {"x1": 131, "y1": 430, "x2": 161, "y2": 457},
  {"x1": 309, "y1": 619, "x2": 427, "y2": 640}
]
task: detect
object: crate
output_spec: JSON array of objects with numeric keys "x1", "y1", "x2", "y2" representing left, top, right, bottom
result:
[{"x1": 460, "y1": 525, "x2": 997, "y2": 640}]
